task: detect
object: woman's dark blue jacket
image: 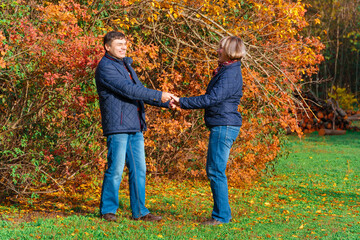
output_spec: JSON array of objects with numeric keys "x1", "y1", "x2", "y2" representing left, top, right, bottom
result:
[
  {"x1": 95, "y1": 53, "x2": 167, "y2": 136},
  {"x1": 179, "y1": 61, "x2": 243, "y2": 128}
]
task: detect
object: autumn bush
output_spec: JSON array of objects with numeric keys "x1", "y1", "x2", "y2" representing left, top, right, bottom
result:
[
  {"x1": 0, "y1": 0, "x2": 324, "y2": 199},
  {"x1": 328, "y1": 86, "x2": 358, "y2": 111},
  {"x1": 0, "y1": 0, "x2": 105, "y2": 197}
]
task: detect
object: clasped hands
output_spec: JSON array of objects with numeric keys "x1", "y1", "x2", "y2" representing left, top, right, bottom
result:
[{"x1": 161, "y1": 92, "x2": 180, "y2": 109}]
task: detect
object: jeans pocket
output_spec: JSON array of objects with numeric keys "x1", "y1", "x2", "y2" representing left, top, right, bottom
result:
[{"x1": 224, "y1": 126, "x2": 240, "y2": 148}]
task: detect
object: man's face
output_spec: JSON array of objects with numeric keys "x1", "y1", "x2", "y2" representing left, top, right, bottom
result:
[{"x1": 105, "y1": 38, "x2": 127, "y2": 59}]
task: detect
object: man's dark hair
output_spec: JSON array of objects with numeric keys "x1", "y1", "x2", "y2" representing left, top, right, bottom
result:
[{"x1": 103, "y1": 31, "x2": 126, "y2": 50}]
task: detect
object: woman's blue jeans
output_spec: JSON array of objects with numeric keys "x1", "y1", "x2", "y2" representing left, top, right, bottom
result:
[
  {"x1": 100, "y1": 132, "x2": 150, "y2": 218},
  {"x1": 206, "y1": 125, "x2": 240, "y2": 223}
]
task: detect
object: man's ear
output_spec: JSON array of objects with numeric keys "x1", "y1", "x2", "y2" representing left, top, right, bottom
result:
[{"x1": 104, "y1": 43, "x2": 110, "y2": 52}]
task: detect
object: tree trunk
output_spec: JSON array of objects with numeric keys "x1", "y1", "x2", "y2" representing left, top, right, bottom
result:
[{"x1": 318, "y1": 129, "x2": 346, "y2": 136}]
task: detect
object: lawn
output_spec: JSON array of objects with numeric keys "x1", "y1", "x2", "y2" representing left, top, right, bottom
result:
[{"x1": 0, "y1": 131, "x2": 359, "y2": 239}]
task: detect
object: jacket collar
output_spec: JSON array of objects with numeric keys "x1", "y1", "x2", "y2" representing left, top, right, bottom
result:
[
  {"x1": 216, "y1": 61, "x2": 241, "y2": 76},
  {"x1": 213, "y1": 60, "x2": 239, "y2": 76},
  {"x1": 222, "y1": 60, "x2": 241, "y2": 68}
]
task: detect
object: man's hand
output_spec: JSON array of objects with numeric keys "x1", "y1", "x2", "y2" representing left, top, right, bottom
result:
[{"x1": 161, "y1": 92, "x2": 177, "y2": 103}]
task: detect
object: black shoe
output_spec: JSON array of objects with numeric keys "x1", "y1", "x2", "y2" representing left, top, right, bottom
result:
[
  {"x1": 201, "y1": 218, "x2": 224, "y2": 226},
  {"x1": 101, "y1": 213, "x2": 117, "y2": 222},
  {"x1": 132, "y1": 213, "x2": 162, "y2": 221}
]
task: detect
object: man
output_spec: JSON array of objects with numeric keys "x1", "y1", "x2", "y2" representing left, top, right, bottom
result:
[{"x1": 95, "y1": 31, "x2": 175, "y2": 222}]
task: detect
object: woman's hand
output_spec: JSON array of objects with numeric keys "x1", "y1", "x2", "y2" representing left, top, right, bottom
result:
[{"x1": 169, "y1": 95, "x2": 180, "y2": 109}]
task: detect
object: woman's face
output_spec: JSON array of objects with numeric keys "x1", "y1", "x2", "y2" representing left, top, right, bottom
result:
[{"x1": 217, "y1": 46, "x2": 230, "y2": 63}]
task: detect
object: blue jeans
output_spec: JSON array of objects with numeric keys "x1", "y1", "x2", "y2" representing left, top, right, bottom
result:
[
  {"x1": 100, "y1": 132, "x2": 150, "y2": 218},
  {"x1": 206, "y1": 125, "x2": 240, "y2": 223}
]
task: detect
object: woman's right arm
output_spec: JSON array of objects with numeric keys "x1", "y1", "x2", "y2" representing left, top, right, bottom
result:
[{"x1": 180, "y1": 70, "x2": 242, "y2": 109}]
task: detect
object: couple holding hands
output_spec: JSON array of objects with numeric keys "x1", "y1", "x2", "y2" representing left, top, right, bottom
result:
[{"x1": 95, "y1": 31, "x2": 246, "y2": 225}]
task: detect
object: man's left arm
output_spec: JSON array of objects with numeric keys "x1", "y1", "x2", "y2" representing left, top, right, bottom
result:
[{"x1": 144, "y1": 99, "x2": 170, "y2": 108}]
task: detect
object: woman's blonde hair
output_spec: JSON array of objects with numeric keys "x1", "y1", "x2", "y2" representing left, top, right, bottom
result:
[{"x1": 219, "y1": 36, "x2": 246, "y2": 60}]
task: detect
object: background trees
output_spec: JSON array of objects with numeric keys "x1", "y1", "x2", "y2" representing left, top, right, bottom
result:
[
  {"x1": 302, "y1": 0, "x2": 360, "y2": 99},
  {"x1": 0, "y1": 0, "x2": 331, "y2": 198}
]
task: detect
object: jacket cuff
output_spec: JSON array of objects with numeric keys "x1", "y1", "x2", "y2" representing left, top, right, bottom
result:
[
  {"x1": 151, "y1": 90, "x2": 163, "y2": 103},
  {"x1": 179, "y1": 97, "x2": 187, "y2": 109},
  {"x1": 163, "y1": 101, "x2": 170, "y2": 108}
]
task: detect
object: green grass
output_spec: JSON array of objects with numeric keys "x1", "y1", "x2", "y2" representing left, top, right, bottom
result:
[{"x1": 0, "y1": 131, "x2": 359, "y2": 239}]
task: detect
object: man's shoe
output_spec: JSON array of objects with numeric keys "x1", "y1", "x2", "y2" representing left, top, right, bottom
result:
[
  {"x1": 133, "y1": 213, "x2": 162, "y2": 221},
  {"x1": 101, "y1": 213, "x2": 117, "y2": 222},
  {"x1": 201, "y1": 218, "x2": 224, "y2": 226}
]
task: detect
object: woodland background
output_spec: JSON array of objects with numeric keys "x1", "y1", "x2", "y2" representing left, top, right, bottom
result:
[{"x1": 0, "y1": 0, "x2": 359, "y2": 202}]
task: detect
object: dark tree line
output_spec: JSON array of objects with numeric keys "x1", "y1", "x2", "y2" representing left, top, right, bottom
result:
[{"x1": 303, "y1": 0, "x2": 360, "y2": 99}]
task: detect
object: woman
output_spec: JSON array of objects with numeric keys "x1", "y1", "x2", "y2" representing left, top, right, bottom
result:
[{"x1": 172, "y1": 36, "x2": 246, "y2": 225}]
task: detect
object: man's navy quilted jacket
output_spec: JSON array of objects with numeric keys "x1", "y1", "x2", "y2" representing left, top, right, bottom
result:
[
  {"x1": 95, "y1": 53, "x2": 167, "y2": 136},
  {"x1": 179, "y1": 61, "x2": 243, "y2": 128}
]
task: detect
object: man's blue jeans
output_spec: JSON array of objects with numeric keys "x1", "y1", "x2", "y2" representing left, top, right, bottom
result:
[
  {"x1": 206, "y1": 125, "x2": 240, "y2": 223},
  {"x1": 100, "y1": 132, "x2": 150, "y2": 218}
]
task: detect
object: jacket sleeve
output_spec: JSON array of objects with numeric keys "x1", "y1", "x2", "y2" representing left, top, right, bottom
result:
[
  {"x1": 144, "y1": 99, "x2": 170, "y2": 108},
  {"x1": 180, "y1": 70, "x2": 242, "y2": 109},
  {"x1": 96, "y1": 62, "x2": 162, "y2": 102}
]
